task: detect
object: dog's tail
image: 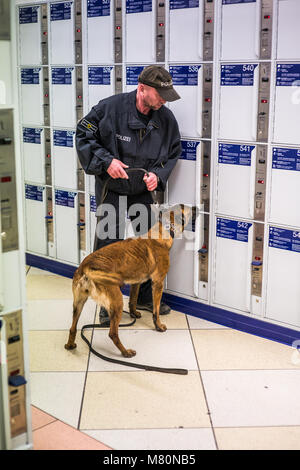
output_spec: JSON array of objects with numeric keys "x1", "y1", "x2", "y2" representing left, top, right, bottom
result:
[{"x1": 83, "y1": 267, "x2": 123, "y2": 286}]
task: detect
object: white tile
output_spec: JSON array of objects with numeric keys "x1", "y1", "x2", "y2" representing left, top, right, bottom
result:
[
  {"x1": 187, "y1": 315, "x2": 229, "y2": 330},
  {"x1": 84, "y1": 428, "x2": 216, "y2": 450},
  {"x1": 30, "y1": 372, "x2": 86, "y2": 428},
  {"x1": 202, "y1": 370, "x2": 300, "y2": 427},
  {"x1": 88, "y1": 329, "x2": 198, "y2": 372}
]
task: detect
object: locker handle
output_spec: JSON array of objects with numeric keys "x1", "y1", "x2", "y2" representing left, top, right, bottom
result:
[
  {"x1": 77, "y1": 222, "x2": 85, "y2": 227},
  {"x1": 246, "y1": 224, "x2": 254, "y2": 312},
  {"x1": 8, "y1": 375, "x2": 27, "y2": 387},
  {"x1": 254, "y1": 0, "x2": 262, "y2": 58},
  {"x1": 249, "y1": 149, "x2": 256, "y2": 219}
]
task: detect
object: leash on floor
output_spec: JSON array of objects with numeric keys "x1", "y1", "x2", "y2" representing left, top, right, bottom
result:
[{"x1": 81, "y1": 312, "x2": 188, "y2": 376}]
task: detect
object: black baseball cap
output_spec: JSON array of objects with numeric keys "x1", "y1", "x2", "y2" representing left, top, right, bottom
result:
[{"x1": 138, "y1": 65, "x2": 181, "y2": 102}]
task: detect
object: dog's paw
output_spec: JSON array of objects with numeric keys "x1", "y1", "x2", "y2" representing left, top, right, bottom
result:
[
  {"x1": 65, "y1": 343, "x2": 77, "y2": 350},
  {"x1": 155, "y1": 323, "x2": 167, "y2": 332},
  {"x1": 130, "y1": 310, "x2": 141, "y2": 319},
  {"x1": 123, "y1": 349, "x2": 136, "y2": 358}
]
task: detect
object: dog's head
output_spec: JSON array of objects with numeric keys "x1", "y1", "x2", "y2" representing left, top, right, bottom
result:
[{"x1": 159, "y1": 203, "x2": 193, "y2": 238}]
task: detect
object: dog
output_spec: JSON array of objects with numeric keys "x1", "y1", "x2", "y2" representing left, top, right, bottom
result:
[{"x1": 65, "y1": 203, "x2": 192, "y2": 358}]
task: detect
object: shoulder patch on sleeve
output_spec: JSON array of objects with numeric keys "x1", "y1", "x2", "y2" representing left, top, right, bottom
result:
[{"x1": 80, "y1": 118, "x2": 98, "y2": 134}]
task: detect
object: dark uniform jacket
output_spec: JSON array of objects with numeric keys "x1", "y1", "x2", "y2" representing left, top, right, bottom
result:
[{"x1": 75, "y1": 90, "x2": 182, "y2": 206}]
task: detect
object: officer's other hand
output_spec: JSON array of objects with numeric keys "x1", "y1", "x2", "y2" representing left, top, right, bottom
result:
[
  {"x1": 107, "y1": 158, "x2": 129, "y2": 179},
  {"x1": 143, "y1": 172, "x2": 158, "y2": 191}
]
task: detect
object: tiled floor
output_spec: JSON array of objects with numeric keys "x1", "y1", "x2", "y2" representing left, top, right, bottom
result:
[{"x1": 26, "y1": 266, "x2": 300, "y2": 450}]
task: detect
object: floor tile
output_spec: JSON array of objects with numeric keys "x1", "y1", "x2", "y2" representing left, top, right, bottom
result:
[
  {"x1": 30, "y1": 372, "x2": 86, "y2": 428},
  {"x1": 191, "y1": 329, "x2": 297, "y2": 370},
  {"x1": 33, "y1": 420, "x2": 111, "y2": 450},
  {"x1": 80, "y1": 371, "x2": 210, "y2": 430},
  {"x1": 84, "y1": 428, "x2": 216, "y2": 450},
  {"x1": 26, "y1": 274, "x2": 73, "y2": 300},
  {"x1": 29, "y1": 330, "x2": 92, "y2": 372},
  {"x1": 27, "y1": 267, "x2": 58, "y2": 276},
  {"x1": 202, "y1": 370, "x2": 300, "y2": 427},
  {"x1": 88, "y1": 329, "x2": 198, "y2": 372},
  {"x1": 187, "y1": 315, "x2": 229, "y2": 330},
  {"x1": 31, "y1": 406, "x2": 56, "y2": 431},
  {"x1": 215, "y1": 426, "x2": 300, "y2": 450}
]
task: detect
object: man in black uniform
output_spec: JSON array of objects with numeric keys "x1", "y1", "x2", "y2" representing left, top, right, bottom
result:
[{"x1": 76, "y1": 65, "x2": 181, "y2": 325}]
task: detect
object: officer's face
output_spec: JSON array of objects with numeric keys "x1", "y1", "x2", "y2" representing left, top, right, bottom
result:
[{"x1": 141, "y1": 84, "x2": 166, "y2": 111}]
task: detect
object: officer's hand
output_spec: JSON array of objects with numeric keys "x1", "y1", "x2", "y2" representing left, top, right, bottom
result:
[
  {"x1": 143, "y1": 172, "x2": 158, "y2": 191},
  {"x1": 107, "y1": 159, "x2": 129, "y2": 179}
]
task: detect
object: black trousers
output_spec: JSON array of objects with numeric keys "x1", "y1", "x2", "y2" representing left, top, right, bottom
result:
[{"x1": 93, "y1": 190, "x2": 154, "y2": 303}]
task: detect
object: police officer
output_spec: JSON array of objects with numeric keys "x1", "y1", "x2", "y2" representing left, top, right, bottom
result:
[{"x1": 76, "y1": 65, "x2": 181, "y2": 325}]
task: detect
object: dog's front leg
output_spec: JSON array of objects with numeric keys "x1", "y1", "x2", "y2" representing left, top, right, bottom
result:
[
  {"x1": 152, "y1": 281, "x2": 167, "y2": 332},
  {"x1": 129, "y1": 283, "x2": 142, "y2": 319}
]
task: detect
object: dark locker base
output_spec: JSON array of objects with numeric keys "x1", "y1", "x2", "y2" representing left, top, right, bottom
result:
[{"x1": 26, "y1": 253, "x2": 300, "y2": 348}]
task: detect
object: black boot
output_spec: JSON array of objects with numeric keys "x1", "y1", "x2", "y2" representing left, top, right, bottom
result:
[{"x1": 99, "y1": 306, "x2": 110, "y2": 327}]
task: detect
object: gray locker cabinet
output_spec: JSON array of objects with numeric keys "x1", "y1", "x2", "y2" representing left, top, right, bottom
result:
[
  {"x1": 25, "y1": 185, "x2": 47, "y2": 255},
  {"x1": 51, "y1": 67, "x2": 76, "y2": 128},
  {"x1": 266, "y1": 226, "x2": 300, "y2": 328},
  {"x1": 269, "y1": 147, "x2": 300, "y2": 228},
  {"x1": 23, "y1": 128, "x2": 45, "y2": 185},
  {"x1": 20, "y1": 68, "x2": 44, "y2": 126},
  {"x1": 88, "y1": 66, "x2": 115, "y2": 109},
  {"x1": 213, "y1": 217, "x2": 253, "y2": 313},
  {"x1": 49, "y1": 1, "x2": 75, "y2": 65},
  {"x1": 55, "y1": 190, "x2": 79, "y2": 264},
  {"x1": 125, "y1": 65, "x2": 145, "y2": 93},
  {"x1": 19, "y1": 5, "x2": 42, "y2": 65},
  {"x1": 52, "y1": 130, "x2": 77, "y2": 190},
  {"x1": 86, "y1": 0, "x2": 114, "y2": 64},
  {"x1": 125, "y1": 0, "x2": 155, "y2": 63},
  {"x1": 273, "y1": 64, "x2": 300, "y2": 145},
  {"x1": 277, "y1": 0, "x2": 300, "y2": 60}
]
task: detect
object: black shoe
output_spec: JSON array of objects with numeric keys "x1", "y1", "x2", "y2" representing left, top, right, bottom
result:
[
  {"x1": 136, "y1": 301, "x2": 171, "y2": 315},
  {"x1": 99, "y1": 306, "x2": 110, "y2": 327}
]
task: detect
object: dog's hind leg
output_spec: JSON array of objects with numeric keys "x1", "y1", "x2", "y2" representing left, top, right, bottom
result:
[
  {"x1": 108, "y1": 286, "x2": 136, "y2": 358},
  {"x1": 65, "y1": 276, "x2": 89, "y2": 350},
  {"x1": 129, "y1": 283, "x2": 141, "y2": 319},
  {"x1": 152, "y1": 280, "x2": 167, "y2": 332}
]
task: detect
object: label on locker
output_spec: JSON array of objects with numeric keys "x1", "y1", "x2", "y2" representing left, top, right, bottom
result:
[
  {"x1": 126, "y1": 66, "x2": 143, "y2": 85},
  {"x1": 272, "y1": 147, "x2": 300, "y2": 171},
  {"x1": 19, "y1": 6, "x2": 39, "y2": 23},
  {"x1": 222, "y1": 0, "x2": 256, "y2": 4},
  {"x1": 87, "y1": 0, "x2": 110, "y2": 17},
  {"x1": 88, "y1": 67, "x2": 113, "y2": 85},
  {"x1": 269, "y1": 227, "x2": 300, "y2": 253},
  {"x1": 23, "y1": 128, "x2": 42, "y2": 144},
  {"x1": 170, "y1": 0, "x2": 199, "y2": 9},
  {"x1": 221, "y1": 64, "x2": 258, "y2": 86},
  {"x1": 216, "y1": 218, "x2": 252, "y2": 242},
  {"x1": 169, "y1": 65, "x2": 201, "y2": 86},
  {"x1": 25, "y1": 184, "x2": 44, "y2": 201},
  {"x1": 180, "y1": 140, "x2": 199, "y2": 160},
  {"x1": 218, "y1": 143, "x2": 254, "y2": 166},
  {"x1": 21, "y1": 68, "x2": 40, "y2": 84},
  {"x1": 50, "y1": 2, "x2": 72, "y2": 21},
  {"x1": 126, "y1": 0, "x2": 152, "y2": 14},
  {"x1": 55, "y1": 190, "x2": 76, "y2": 208},
  {"x1": 52, "y1": 68, "x2": 73, "y2": 84},
  {"x1": 276, "y1": 64, "x2": 300, "y2": 86},
  {"x1": 53, "y1": 130, "x2": 75, "y2": 147},
  {"x1": 90, "y1": 195, "x2": 97, "y2": 212}
]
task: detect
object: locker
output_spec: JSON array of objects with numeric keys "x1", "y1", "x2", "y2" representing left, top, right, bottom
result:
[
  {"x1": 19, "y1": 5, "x2": 42, "y2": 65},
  {"x1": 55, "y1": 190, "x2": 79, "y2": 263},
  {"x1": 269, "y1": 147, "x2": 300, "y2": 228},
  {"x1": 50, "y1": 1, "x2": 74, "y2": 65},
  {"x1": 277, "y1": 0, "x2": 300, "y2": 60},
  {"x1": 125, "y1": 0, "x2": 155, "y2": 63},
  {"x1": 86, "y1": 0, "x2": 114, "y2": 64},
  {"x1": 88, "y1": 66, "x2": 114, "y2": 108},
  {"x1": 25, "y1": 185, "x2": 47, "y2": 255},
  {"x1": 23, "y1": 128, "x2": 45, "y2": 184},
  {"x1": 125, "y1": 65, "x2": 144, "y2": 92},
  {"x1": 169, "y1": 65, "x2": 203, "y2": 138},
  {"x1": 20, "y1": 68, "x2": 44, "y2": 125},
  {"x1": 266, "y1": 226, "x2": 300, "y2": 328},
  {"x1": 273, "y1": 64, "x2": 300, "y2": 145},
  {"x1": 213, "y1": 217, "x2": 253, "y2": 312},
  {"x1": 52, "y1": 130, "x2": 77, "y2": 190},
  {"x1": 51, "y1": 67, "x2": 76, "y2": 128}
]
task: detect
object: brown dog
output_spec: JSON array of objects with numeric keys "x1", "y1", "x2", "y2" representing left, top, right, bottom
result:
[{"x1": 65, "y1": 204, "x2": 191, "y2": 358}]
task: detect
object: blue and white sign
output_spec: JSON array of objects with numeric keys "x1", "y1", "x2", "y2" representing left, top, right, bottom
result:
[
  {"x1": 87, "y1": 0, "x2": 110, "y2": 17},
  {"x1": 126, "y1": 0, "x2": 152, "y2": 14},
  {"x1": 269, "y1": 227, "x2": 300, "y2": 253},
  {"x1": 21, "y1": 68, "x2": 40, "y2": 85},
  {"x1": 53, "y1": 130, "x2": 74, "y2": 147},
  {"x1": 52, "y1": 68, "x2": 73, "y2": 85},
  {"x1": 272, "y1": 147, "x2": 300, "y2": 171},
  {"x1": 90, "y1": 195, "x2": 97, "y2": 213},
  {"x1": 126, "y1": 66, "x2": 143, "y2": 85},
  {"x1": 221, "y1": 64, "x2": 258, "y2": 86},
  {"x1": 50, "y1": 2, "x2": 72, "y2": 21},
  {"x1": 169, "y1": 65, "x2": 201, "y2": 86},
  {"x1": 222, "y1": 0, "x2": 256, "y2": 4},
  {"x1": 55, "y1": 190, "x2": 76, "y2": 208},
  {"x1": 19, "y1": 6, "x2": 39, "y2": 24},
  {"x1": 276, "y1": 64, "x2": 300, "y2": 87},
  {"x1": 218, "y1": 143, "x2": 254, "y2": 166},
  {"x1": 23, "y1": 128, "x2": 42, "y2": 144},
  {"x1": 170, "y1": 0, "x2": 199, "y2": 9},
  {"x1": 180, "y1": 140, "x2": 200, "y2": 161},
  {"x1": 88, "y1": 66, "x2": 112, "y2": 85},
  {"x1": 25, "y1": 184, "x2": 44, "y2": 201},
  {"x1": 217, "y1": 218, "x2": 252, "y2": 242}
]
